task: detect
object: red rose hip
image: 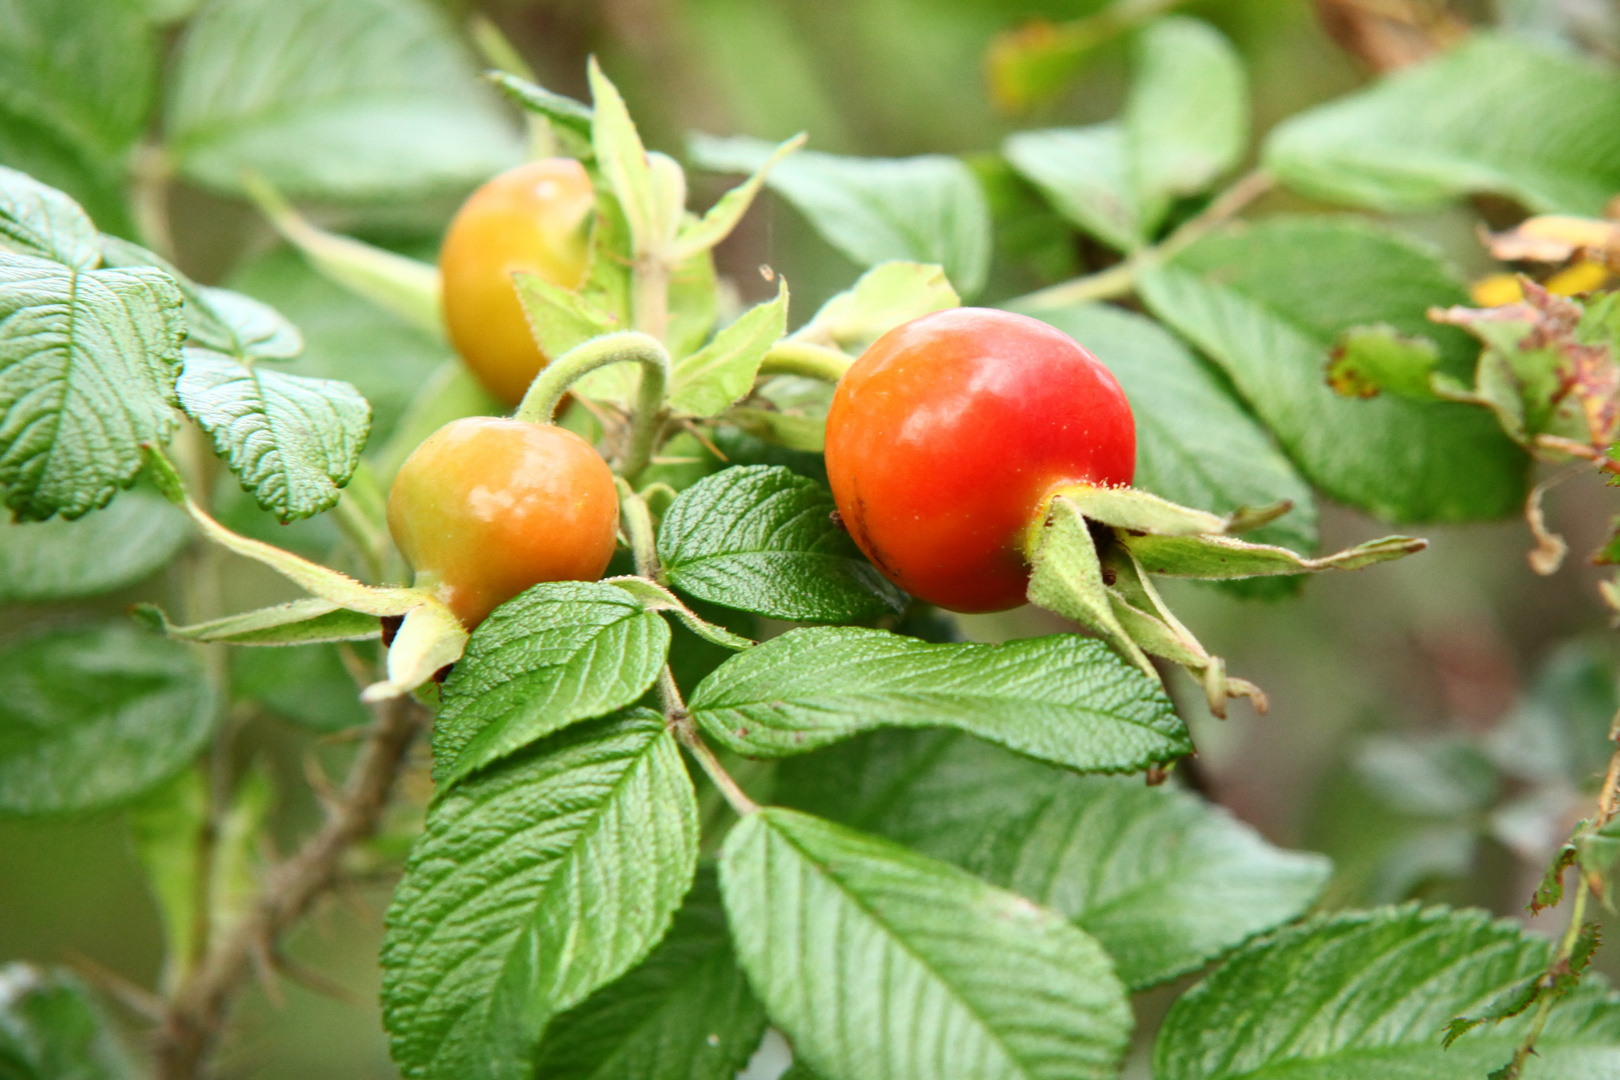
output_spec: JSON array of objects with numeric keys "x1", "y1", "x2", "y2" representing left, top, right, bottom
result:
[{"x1": 824, "y1": 307, "x2": 1135, "y2": 613}]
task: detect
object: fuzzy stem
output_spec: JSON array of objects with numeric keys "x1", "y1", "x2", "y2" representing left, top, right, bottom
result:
[
  {"x1": 514, "y1": 331, "x2": 670, "y2": 426},
  {"x1": 618, "y1": 482, "x2": 661, "y2": 581},
  {"x1": 758, "y1": 340, "x2": 853, "y2": 383}
]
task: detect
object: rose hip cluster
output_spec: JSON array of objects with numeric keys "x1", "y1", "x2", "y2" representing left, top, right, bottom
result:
[{"x1": 387, "y1": 165, "x2": 1136, "y2": 628}]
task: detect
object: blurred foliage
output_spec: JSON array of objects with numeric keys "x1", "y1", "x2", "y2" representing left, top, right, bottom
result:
[{"x1": 2, "y1": 0, "x2": 1620, "y2": 1077}]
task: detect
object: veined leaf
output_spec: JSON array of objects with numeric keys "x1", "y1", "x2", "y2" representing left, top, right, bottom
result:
[
  {"x1": 720, "y1": 807, "x2": 1132, "y2": 1080},
  {"x1": 966, "y1": 771, "x2": 1330, "y2": 989},
  {"x1": 96, "y1": 234, "x2": 302, "y2": 365},
  {"x1": 691, "y1": 626, "x2": 1189, "y2": 773},
  {"x1": 487, "y1": 72, "x2": 592, "y2": 141},
  {"x1": 177, "y1": 351, "x2": 371, "y2": 522},
  {"x1": 1002, "y1": 18, "x2": 1246, "y2": 251},
  {"x1": 1003, "y1": 125, "x2": 1142, "y2": 252},
  {"x1": 776, "y1": 728, "x2": 1328, "y2": 989},
  {"x1": 0, "y1": 489, "x2": 189, "y2": 603},
  {"x1": 1155, "y1": 904, "x2": 1620, "y2": 1079},
  {"x1": 0, "y1": 623, "x2": 215, "y2": 817},
  {"x1": 792, "y1": 261, "x2": 959, "y2": 354},
  {"x1": 658, "y1": 465, "x2": 903, "y2": 621},
  {"x1": 188, "y1": 285, "x2": 302, "y2": 362},
  {"x1": 432, "y1": 582, "x2": 672, "y2": 790},
  {"x1": 382, "y1": 713, "x2": 698, "y2": 1080},
  {"x1": 136, "y1": 598, "x2": 380, "y2": 646},
  {"x1": 0, "y1": 165, "x2": 99, "y2": 270},
  {"x1": 1124, "y1": 17, "x2": 1247, "y2": 229},
  {"x1": 165, "y1": 0, "x2": 521, "y2": 200},
  {"x1": 0, "y1": 253, "x2": 185, "y2": 520},
  {"x1": 669, "y1": 282, "x2": 788, "y2": 417},
  {"x1": 1265, "y1": 34, "x2": 1620, "y2": 216},
  {"x1": 533, "y1": 868, "x2": 766, "y2": 1080},
  {"x1": 588, "y1": 59, "x2": 659, "y2": 258},
  {"x1": 689, "y1": 134, "x2": 991, "y2": 299},
  {"x1": 1138, "y1": 217, "x2": 1528, "y2": 523},
  {"x1": 513, "y1": 272, "x2": 617, "y2": 371}
]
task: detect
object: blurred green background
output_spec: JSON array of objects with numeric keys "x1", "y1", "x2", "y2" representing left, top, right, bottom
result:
[{"x1": 3, "y1": 0, "x2": 1618, "y2": 1076}]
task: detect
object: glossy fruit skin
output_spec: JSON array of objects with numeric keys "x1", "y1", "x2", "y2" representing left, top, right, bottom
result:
[
  {"x1": 440, "y1": 159, "x2": 596, "y2": 405},
  {"x1": 825, "y1": 308, "x2": 1135, "y2": 614},
  {"x1": 387, "y1": 417, "x2": 618, "y2": 628}
]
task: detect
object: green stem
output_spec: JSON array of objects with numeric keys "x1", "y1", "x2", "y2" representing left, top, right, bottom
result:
[
  {"x1": 1013, "y1": 261, "x2": 1138, "y2": 312},
  {"x1": 633, "y1": 259, "x2": 670, "y2": 344},
  {"x1": 514, "y1": 331, "x2": 670, "y2": 425},
  {"x1": 618, "y1": 368, "x2": 669, "y2": 482},
  {"x1": 658, "y1": 667, "x2": 758, "y2": 816},
  {"x1": 759, "y1": 340, "x2": 853, "y2": 383},
  {"x1": 618, "y1": 481, "x2": 661, "y2": 580},
  {"x1": 1011, "y1": 169, "x2": 1275, "y2": 312}
]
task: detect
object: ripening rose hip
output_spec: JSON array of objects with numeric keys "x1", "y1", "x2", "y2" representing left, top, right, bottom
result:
[
  {"x1": 824, "y1": 307, "x2": 1135, "y2": 613},
  {"x1": 440, "y1": 159, "x2": 596, "y2": 405},
  {"x1": 386, "y1": 418, "x2": 618, "y2": 628}
]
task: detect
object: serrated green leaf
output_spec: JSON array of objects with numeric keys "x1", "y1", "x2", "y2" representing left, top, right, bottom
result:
[
  {"x1": 0, "y1": 0, "x2": 156, "y2": 234},
  {"x1": 690, "y1": 134, "x2": 991, "y2": 299},
  {"x1": 165, "y1": 0, "x2": 521, "y2": 200},
  {"x1": 487, "y1": 72, "x2": 593, "y2": 141},
  {"x1": 1031, "y1": 303, "x2": 1317, "y2": 565},
  {"x1": 188, "y1": 285, "x2": 302, "y2": 362},
  {"x1": 588, "y1": 60, "x2": 659, "y2": 258},
  {"x1": 672, "y1": 133, "x2": 804, "y2": 262},
  {"x1": 0, "y1": 623, "x2": 215, "y2": 816},
  {"x1": 1154, "y1": 904, "x2": 1620, "y2": 1080},
  {"x1": 0, "y1": 489, "x2": 188, "y2": 602},
  {"x1": 1124, "y1": 17, "x2": 1247, "y2": 229},
  {"x1": 720, "y1": 807, "x2": 1132, "y2": 1080},
  {"x1": 691, "y1": 626, "x2": 1189, "y2": 772},
  {"x1": 382, "y1": 712, "x2": 698, "y2": 1080},
  {"x1": 0, "y1": 253, "x2": 185, "y2": 520},
  {"x1": 601, "y1": 576, "x2": 756, "y2": 651},
  {"x1": 774, "y1": 728, "x2": 1061, "y2": 865},
  {"x1": 0, "y1": 964, "x2": 137, "y2": 1080},
  {"x1": 1138, "y1": 217, "x2": 1528, "y2": 522},
  {"x1": 777, "y1": 728, "x2": 1330, "y2": 990},
  {"x1": 177, "y1": 351, "x2": 370, "y2": 522},
  {"x1": 658, "y1": 465, "x2": 902, "y2": 621},
  {"x1": 0, "y1": 165, "x2": 99, "y2": 270},
  {"x1": 966, "y1": 771, "x2": 1330, "y2": 989},
  {"x1": 433, "y1": 582, "x2": 672, "y2": 790},
  {"x1": 1002, "y1": 19, "x2": 1245, "y2": 252},
  {"x1": 136, "y1": 598, "x2": 380, "y2": 646},
  {"x1": 513, "y1": 272, "x2": 618, "y2": 367},
  {"x1": 792, "y1": 261, "x2": 959, "y2": 353},
  {"x1": 228, "y1": 246, "x2": 448, "y2": 451},
  {"x1": 1003, "y1": 125, "x2": 1143, "y2": 251},
  {"x1": 669, "y1": 282, "x2": 788, "y2": 417},
  {"x1": 721, "y1": 407, "x2": 825, "y2": 453},
  {"x1": 96, "y1": 233, "x2": 306, "y2": 370},
  {"x1": 1265, "y1": 34, "x2": 1620, "y2": 216},
  {"x1": 533, "y1": 867, "x2": 767, "y2": 1080}
]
